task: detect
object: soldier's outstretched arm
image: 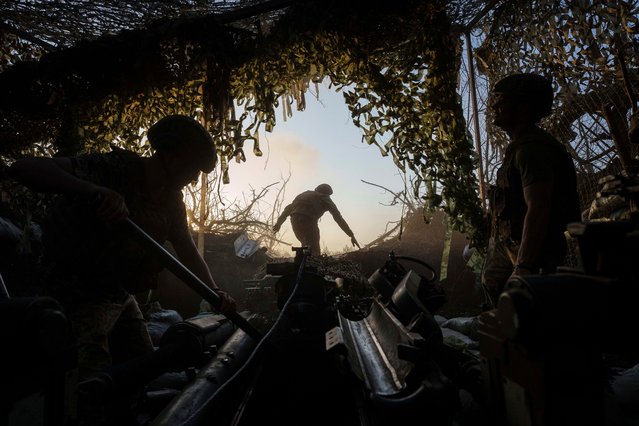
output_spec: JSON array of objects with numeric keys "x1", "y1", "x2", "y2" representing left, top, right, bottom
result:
[
  {"x1": 9, "y1": 157, "x2": 128, "y2": 222},
  {"x1": 326, "y1": 199, "x2": 358, "y2": 247},
  {"x1": 273, "y1": 203, "x2": 293, "y2": 232},
  {"x1": 10, "y1": 157, "x2": 93, "y2": 194}
]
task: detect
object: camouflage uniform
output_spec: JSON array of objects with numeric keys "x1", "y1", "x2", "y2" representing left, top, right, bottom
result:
[
  {"x1": 275, "y1": 190, "x2": 354, "y2": 256},
  {"x1": 41, "y1": 146, "x2": 190, "y2": 376},
  {"x1": 483, "y1": 126, "x2": 580, "y2": 297}
]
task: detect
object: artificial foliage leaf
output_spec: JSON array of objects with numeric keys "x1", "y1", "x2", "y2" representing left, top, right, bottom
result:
[{"x1": 1, "y1": 0, "x2": 492, "y2": 244}]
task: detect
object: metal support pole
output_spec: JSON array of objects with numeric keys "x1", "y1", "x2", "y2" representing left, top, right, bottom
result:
[{"x1": 465, "y1": 31, "x2": 487, "y2": 210}]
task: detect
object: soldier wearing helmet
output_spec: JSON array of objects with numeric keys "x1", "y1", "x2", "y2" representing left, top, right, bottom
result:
[
  {"x1": 482, "y1": 73, "x2": 580, "y2": 305},
  {"x1": 148, "y1": 114, "x2": 218, "y2": 175},
  {"x1": 9, "y1": 114, "x2": 236, "y2": 377},
  {"x1": 273, "y1": 184, "x2": 360, "y2": 256}
]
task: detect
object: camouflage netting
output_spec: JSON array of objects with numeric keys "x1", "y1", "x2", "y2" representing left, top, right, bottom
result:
[
  {"x1": 1, "y1": 0, "x2": 488, "y2": 244},
  {"x1": 462, "y1": 0, "x2": 639, "y2": 215},
  {"x1": 1, "y1": 0, "x2": 638, "y2": 253}
]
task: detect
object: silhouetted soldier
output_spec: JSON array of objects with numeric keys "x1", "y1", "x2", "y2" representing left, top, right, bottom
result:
[
  {"x1": 9, "y1": 115, "x2": 236, "y2": 377},
  {"x1": 483, "y1": 73, "x2": 580, "y2": 304},
  {"x1": 273, "y1": 183, "x2": 359, "y2": 256}
]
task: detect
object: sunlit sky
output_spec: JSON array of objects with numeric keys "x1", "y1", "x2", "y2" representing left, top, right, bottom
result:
[{"x1": 219, "y1": 82, "x2": 406, "y2": 255}]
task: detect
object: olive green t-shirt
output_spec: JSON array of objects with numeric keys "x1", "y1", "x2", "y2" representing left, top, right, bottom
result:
[
  {"x1": 42, "y1": 147, "x2": 189, "y2": 302},
  {"x1": 495, "y1": 126, "x2": 580, "y2": 265}
]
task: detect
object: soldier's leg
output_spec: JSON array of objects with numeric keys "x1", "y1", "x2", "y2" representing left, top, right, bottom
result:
[
  {"x1": 481, "y1": 237, "x2": 514, "y2": 308},
  {"x1": 308, "y1": 224, "x2": 321, "y2": 256},
  {"x1": 291, "y1": 215, "x2": 317, "y2": 254},
  {"x1": 68, "y1": 298, "x2": 126, "y2": 378},
  {"x1": 290, "y1": 215, "x2": 307, "y2": 247},
  {"x1": 295, "y1": 224, "x2": 320, "y2": 256},
  {"x1": 109, "y1": 294, "x2": 154, "y2": 364}
]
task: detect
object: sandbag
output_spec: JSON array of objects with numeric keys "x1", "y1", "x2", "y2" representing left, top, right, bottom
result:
[
  {"x1": 441, "y1": 316, "x2": 479, "y2": 340},
  {"x1": 441, "y1": 327, "x2": 479, "y2": 351},
  {"x1": 146, "y1": 302, "x2": 183, "y2": 347}
]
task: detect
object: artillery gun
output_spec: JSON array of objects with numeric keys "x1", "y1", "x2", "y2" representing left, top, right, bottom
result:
[
  {"x1": 3, "y1": 244, "x2": 484, "y2": 426},
  {"x1": 156, "y1": 247, "x2": 464, "y2": 426}
]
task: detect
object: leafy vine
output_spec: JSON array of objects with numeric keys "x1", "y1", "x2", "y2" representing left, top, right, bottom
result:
[
  {"x1": 2, "y1": 0, "x2": 487, "y2": 244},
  {"x1": 228, "y1": 1, "x2": 485, "y2": 243}
]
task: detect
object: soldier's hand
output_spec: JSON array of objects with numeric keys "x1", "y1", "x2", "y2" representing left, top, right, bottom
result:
[
  {"x1": 273, "y1": 224, "x2": 280, "y2": 233},
  {"x1": 351, "y1": 236, "x2": 360, "y2": 249},
  {"x1": 510, "y1": 263, "x2": 537, "y2": 281},
  {"x1": 92, "y1": 186, "x2": 129, "y2": 222},
  {"x1": 216, "y1": 290, "x2": 237, "y2": 316}
]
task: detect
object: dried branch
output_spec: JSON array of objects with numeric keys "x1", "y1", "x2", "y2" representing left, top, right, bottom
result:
[{"x1": 183, "y1": 166, "x2": 293, "y2": 255}]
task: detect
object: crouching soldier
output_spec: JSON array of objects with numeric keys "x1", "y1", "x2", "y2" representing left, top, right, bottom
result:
[{"x1": 9, "y1": 115, "x2": 236, "y2": 377}]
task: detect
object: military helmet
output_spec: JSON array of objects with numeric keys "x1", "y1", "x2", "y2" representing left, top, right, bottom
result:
[
  {"x1": 492, "y1": 73, "x2": 554, "y2": 121},
  {"x1": 315, "y1": 183, "x2": 333, "y2": 195},
  {"x1": 148, "y1": 115, "x2": 217, "y2": 173}
]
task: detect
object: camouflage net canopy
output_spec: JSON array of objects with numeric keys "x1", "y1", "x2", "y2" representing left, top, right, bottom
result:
[
  {"x1": 468, "y1": 0, "x2": 639, "y2": 213},
  {"x1": 2, "y1": 0, "x2": 638, "y2": 245}
]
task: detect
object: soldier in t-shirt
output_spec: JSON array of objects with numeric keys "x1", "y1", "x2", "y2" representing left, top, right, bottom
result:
[
  {"x1": 9, "y1": 115, "x2": 236, "y2": 377},
  {"x1": 273, "y1": 184, "x2": 360, "y2": 256},
  {"x1": 483, "y1": 73, "x2": 581, "y2": 304}
]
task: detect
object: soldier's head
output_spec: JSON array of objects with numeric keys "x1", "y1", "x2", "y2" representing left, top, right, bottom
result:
[
  {"x1": 315, "y1": 183, "x2": 333, "y2": 195},
  {"x1": 490, "y1": 73, "x2": 554, "y2": 129},
  {"x1": 148, "y1": 115, "x2": 217, "y2": 188}
]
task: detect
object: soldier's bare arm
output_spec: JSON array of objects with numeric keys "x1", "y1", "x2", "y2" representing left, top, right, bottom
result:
[
  {"x1": 516, "y1": 181, "x2": 552, "y2": 273},
  {"x1": 9, "y1": 157, "x2": 128, "y2": 221}
]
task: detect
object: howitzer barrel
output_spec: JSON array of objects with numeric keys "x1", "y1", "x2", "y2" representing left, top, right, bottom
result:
[
  {"x1": 79, "y1": 313, "x2": 239, "y2": 400},
  {"x1": 152, "y1": 327, "x2": 258, "y2": 426}
]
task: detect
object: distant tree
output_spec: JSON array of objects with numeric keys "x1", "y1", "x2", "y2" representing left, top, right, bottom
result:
[{"x1": 183, "y1": 169, "x2": 292, "y2": 256}]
